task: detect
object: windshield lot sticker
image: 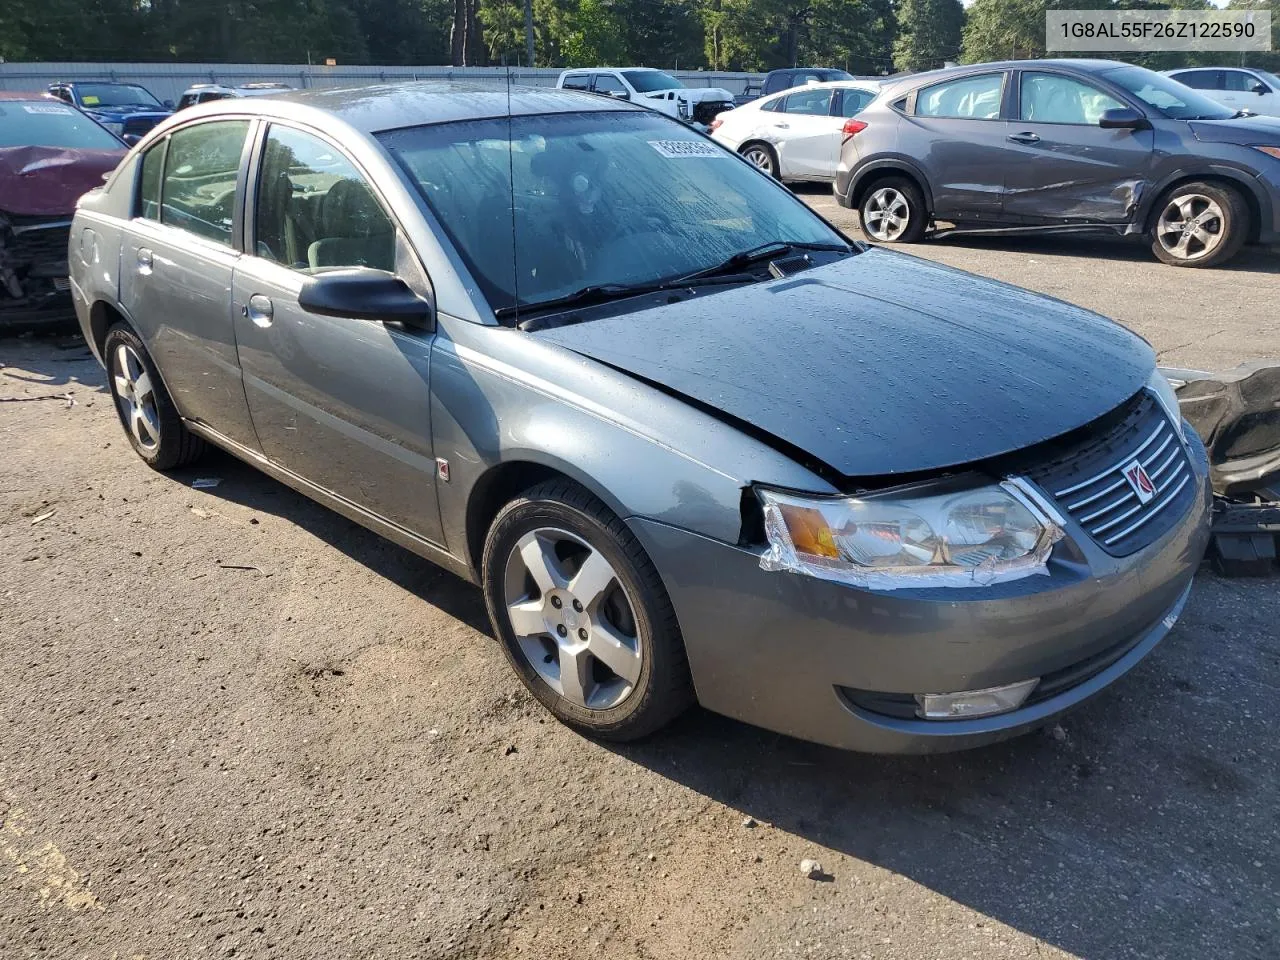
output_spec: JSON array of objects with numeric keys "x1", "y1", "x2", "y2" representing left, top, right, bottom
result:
[
  {"x1": 648, "y1": 140, "x2": 725, "y2": 159},
  {"x1": 23, "y1": 104, "x2": 75, "y2": 115}
]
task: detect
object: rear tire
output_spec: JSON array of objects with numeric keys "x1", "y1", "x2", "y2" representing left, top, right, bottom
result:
[
  {"x1": 739, "y1": 142, "x2": 779, "y2": 179},
  {"x1": 481, "y1": 479, "x2": 694, "y2": 742},
  {"x1": 857, "y1": 176, "x2": 928, "y2": 244},
  {"x1": 1149, "y1": 181, "x2": 1248, "y2": 268},
  {"x1": 103, "y1": 323, "x2": 205, "y2": 470}
]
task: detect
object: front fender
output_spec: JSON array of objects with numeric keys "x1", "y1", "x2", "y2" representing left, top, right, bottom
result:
[{"x1": 428, "y1": 315, "x2": 833, "y2": 570}]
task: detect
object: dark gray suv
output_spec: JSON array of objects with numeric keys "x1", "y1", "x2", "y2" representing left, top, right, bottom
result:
[{"x1": 835, "y1": 59, "x2": 1280, "y2": 267}]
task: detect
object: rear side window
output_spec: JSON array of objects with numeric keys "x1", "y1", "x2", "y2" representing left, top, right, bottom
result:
[
  {"x1": 138, "y1": 139, "x2": 166, "y2": 221},
  {"x1": 160, "y1": 120, "x2": 250, "y2": 246},
  {"x1": 1019, "y1": 73, "x2": 1124, "y2": 125},
  {"x1": 561, "y1": 74, "x2": 590, "y2": 91},
  {"x1": 255, "y1": 125, "x2": 395, "y2": 272},
  {"x1": 916, "y1": 74, "x2": 1004, "y2": 120},
  {"x1": 593, "y1": 74, "x2": 628, "y2": 97},
  {"x1": 1172, "y1": 70, "x2": 1220, "y2": 91},
  {"x1": 837, "y1": 88, "x2": 875, "y2": 118},
  {"x1": 782, "y1": 88, "x2": 833, "y2": 116}
]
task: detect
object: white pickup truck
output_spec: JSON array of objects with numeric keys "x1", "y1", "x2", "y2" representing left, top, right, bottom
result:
[{"x1": 555, "y1": 68, "x2": 736, "y2": 130}]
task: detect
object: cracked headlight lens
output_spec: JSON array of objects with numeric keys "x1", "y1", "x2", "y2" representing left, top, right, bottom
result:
[{"x1": 758, "y1": 478, "x2": 1062, "y2": 590}]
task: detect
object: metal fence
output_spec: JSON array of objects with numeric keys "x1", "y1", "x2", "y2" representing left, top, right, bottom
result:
[{"x1": 0, "y1": 62, "x2": 765, "y2": 103}]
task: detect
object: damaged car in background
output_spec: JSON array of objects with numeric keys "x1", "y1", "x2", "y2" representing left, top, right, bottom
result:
[
  {"x1": 835, "y1": 60, "x2": 1280, "y2": 267},
  {"x1": 556, "y1": 68, "x2": 735, "y2": 130},
  {"x1": 72, "y1": 84, "x2": 1211, "y2": 754},
  {"x1": 1, "y1": 93, "x2": 125, "y2": 330}
]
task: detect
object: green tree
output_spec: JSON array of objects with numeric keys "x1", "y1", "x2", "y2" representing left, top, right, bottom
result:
[
  {"x1": 960, "y1": 0, "x2": 1045, "y2": 62},
  {"x1": 894, "y1": 0, "x2": 963, "y2": 71},
  {"x1": 481, "y1": 0, "x2": 526, "y2": 62}
]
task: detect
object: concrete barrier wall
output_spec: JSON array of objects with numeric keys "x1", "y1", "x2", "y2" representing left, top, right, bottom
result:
[{"x1": 0, "y1": 62, "x2": 765, "y2": 103}]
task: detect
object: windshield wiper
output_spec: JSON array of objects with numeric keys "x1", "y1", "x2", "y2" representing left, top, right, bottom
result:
[
  {"x1": 494, "y1": 274, "x2": 750, "y2": 321},
  {"x1": 677, "y1": 240, "x2": 851, "y2": 283}
]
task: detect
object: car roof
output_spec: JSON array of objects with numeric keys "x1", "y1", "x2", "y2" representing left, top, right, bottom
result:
[
  {"x1": 875, "y1": 58, "x2": 1133, "y2": 96},
  {"x1": 174, "y1": 81, "x2": 642, "y2": 133},
  {"x1": 562, "y1": 67, "x2": 662, "y2": 73},
  {"x1": 0, "y1": 91, "x2": 58, "y2": 101}
]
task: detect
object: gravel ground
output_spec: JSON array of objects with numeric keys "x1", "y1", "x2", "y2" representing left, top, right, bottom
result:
[{"x1": 2, "y1": 204, "x2": 1278, "y2": 960}]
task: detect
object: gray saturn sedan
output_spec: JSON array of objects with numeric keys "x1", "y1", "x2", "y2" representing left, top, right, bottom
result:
[{"x1": 69, "y1": 83, "x2": 1212, "y2": 753}]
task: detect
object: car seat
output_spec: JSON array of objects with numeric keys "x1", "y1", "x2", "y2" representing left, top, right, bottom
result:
[{"x1": 307, "y1": 177, "x2": 395, "y2": 272}]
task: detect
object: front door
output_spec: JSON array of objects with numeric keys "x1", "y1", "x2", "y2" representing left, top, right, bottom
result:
[
  {"x1": 1002, "y1": 71, "x2": 1154, "y2": 224},
  {"x1": 118, "y1": 118, "x2": 260, "y2": 449},
  {"x1": 1221, "y1": 69, "x2": 1280, "y2": 117},
  {"x1": 231, "y1": 122, "x2": 444, "y2": 544},
  {"x1": 908, "y1": 71, "x2": 1010, "y2": 220}
]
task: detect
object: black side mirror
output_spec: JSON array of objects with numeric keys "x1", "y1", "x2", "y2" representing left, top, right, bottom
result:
[
  {"x1": 163, "y1": 99, "x2": 175, "y2": 109},
  {"x1": 1099, "y1": 107, "x2": 1148, "y2": 130},
  {"x1": 297, "y1": 268, "x2": 434, "y2": 329},
  {"x1": 1251, "y1": 82, "x2": 1269, "y2": 95}
]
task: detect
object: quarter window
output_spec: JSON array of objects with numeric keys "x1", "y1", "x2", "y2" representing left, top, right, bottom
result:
[
  {"x1": 782, "y1": 88, "x2": 833, "y2": 116},
  {"x1": 916, "y1": 74, "x2": 1004, "y2": 120},
  {"x1": 1019, "y1": 72, "x2": 1124, "y2": 125},
  {"x1": 159, "y1": 120, "x2": 250, "y2": 246},
  {"x1": 138, "y1": 139, "x2": 166, "y2": 221},
  {"x1": 254, "y1": 125, "x2": 395, "y2": 272}
]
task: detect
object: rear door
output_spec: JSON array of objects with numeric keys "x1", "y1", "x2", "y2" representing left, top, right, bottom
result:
[
  {"x1": 118, "y1": 118, "x2": 260, "y2": 448},
  {"x1": 231, "y1": 122, "x2": 444, "y2": 543},
  {"x1": 1002, "y1": 70, "x2": 1154, "y2": 224},
  {"x1": 771, "y1": 87, "x2": 838, "y2": 178},
  {"x1": 906, "y1": 71, "x2": 1010, "y2": 220}
]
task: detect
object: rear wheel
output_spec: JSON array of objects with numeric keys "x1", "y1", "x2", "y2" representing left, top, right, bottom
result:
[
  {"x1": 1149, "y1": 181, "x2": 1248, "y2": 268},
  {"x1": 104, "y1": 324, "x2": 205, "y2": 470},
  {"x1": 740, "y1": 142, "x2": 778, "y2": 179},
  {"x1": 858, "y1": 176, "x2": 928, "y2": 243},
  {"x1": 482, "y1": 479, "x2": 693, "y2": 741}
]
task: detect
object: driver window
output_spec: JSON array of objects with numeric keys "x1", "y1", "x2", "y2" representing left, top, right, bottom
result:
[
  {"x1": 1020, "y1": 72, "x2": 1124, "y2": 124},
  {"x1": 1224, "y1": 71, "x2": 1263, "y2": 93},
  {"x1": 255, "y1": 125, "x2": 395, "y2": 273}
]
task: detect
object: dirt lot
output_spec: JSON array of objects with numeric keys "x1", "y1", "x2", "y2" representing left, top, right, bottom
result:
[{"x1": 3, "y1": 212, "x2": 1278, "y2": 960}]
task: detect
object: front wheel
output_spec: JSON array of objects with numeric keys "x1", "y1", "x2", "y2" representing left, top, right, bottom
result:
[
  {"x1": 1149, "y1": 181, "x2": 1248, "y2": 268},
  {"x1": 481, "y1": 479, "x2": 693, "y2": 741},
  {"x1": 858, "y1": 177, "x2": 928, "y2": 243}
]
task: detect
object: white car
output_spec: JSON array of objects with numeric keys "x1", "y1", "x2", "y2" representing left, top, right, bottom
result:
[
  {"x1": 555, "y1": 68, "x2": 735, "y2": 128},
  {"x1": 709, "y1": 80, "x2": 880, "y2": 182},
  {"x1": 1162, "y1": 67, "x2": 1280, "y2": 118}
]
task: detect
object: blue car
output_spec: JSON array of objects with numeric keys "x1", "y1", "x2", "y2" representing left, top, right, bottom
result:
[{"x1": 47, "y1": 81, "x2": 172, "y2": 143}]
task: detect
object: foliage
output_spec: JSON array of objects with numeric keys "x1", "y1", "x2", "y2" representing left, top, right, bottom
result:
[{"x1": 894, "y1": 0, "x2": 964, "y2": 72}]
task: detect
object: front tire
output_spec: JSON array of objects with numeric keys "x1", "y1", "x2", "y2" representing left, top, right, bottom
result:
[
  {"x1": 1149, "y1": 181, "x2": 1248, "y2": 268},
  {"x1": 481, "y1": 479, "x2": 693, "y2": 741},
  {"x1": 104, "y1": 323, "x2": 205, "y2": 470},
  {"x1": 858, "y1": 176, "x2": 928, "y2": 243},
  {"x1": 739, "y1": 142, "x2": 779, "y2": 179}
]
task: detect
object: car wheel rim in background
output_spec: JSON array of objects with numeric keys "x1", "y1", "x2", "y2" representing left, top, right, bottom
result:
[
  {"x1": 743, "y1": 147, "x2": 773, "y2": 174},
  {"x1": 503, "y1": 527, "x2": 643, "y2": 710},
  {"x1": 863, "y1": 187, "x2": 911, "y2": 241},
  {"x1": 1156, "y1": 194, "x2": 1226, "y2": 262},
  {"x1": 111, "y1": 344, "x2": 161, "y2": 453}
]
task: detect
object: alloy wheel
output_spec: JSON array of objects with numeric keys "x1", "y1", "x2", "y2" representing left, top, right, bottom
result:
[
  {"x1": 862, "y1": 187, "x2": 911, "y2": 242},
  {"x1": 503, "y1": 527, "x2": 642, "y2": 710},
  {"x1": 1155, "y1": 194, "x2": 1226, "y2": 263},
  {"x1": 111, "y1": 343, "x2": 161, "y2": 452},
  {"x1": 742, "y1": 145, "x2": 774, "y2": 176}
]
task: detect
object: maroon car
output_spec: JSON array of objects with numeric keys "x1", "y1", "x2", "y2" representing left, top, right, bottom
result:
[{"x1": 0, "y1": 92, "x2": 125, "y2": 329}]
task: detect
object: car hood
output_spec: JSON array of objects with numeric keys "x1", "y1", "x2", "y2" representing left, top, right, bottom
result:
[
  {"x1": 534, "y1": 248, "x2": 1153, "y2": 479},
  {"x1": 0, "y1": 146, "x2": 125, "y2": 217},
  {"x1": 645, "y1": 88, "x2": 734, "y2": 104},
  {"x1": 1189, "y1": 114, "x2": 1280, "y2": 144}
]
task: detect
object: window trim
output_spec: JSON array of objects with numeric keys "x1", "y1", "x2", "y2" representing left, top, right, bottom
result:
[
  {"x1": 910, "y1": 70, "x2": 1009, "y2": 122},
  {"x1": 1014, "y1": 69, "x2": 1127, "y2": 127},
  {"x1": 244, "y1": 118, "x2": 432, "y2": 300}
]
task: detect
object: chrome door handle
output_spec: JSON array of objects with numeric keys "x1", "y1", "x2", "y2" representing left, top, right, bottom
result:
[
  {"x1": 246, "y1": 294, "x2": 274, "y2": 328},
  {"x1": 1007, "y1": 132, "x2": 1041, "y2": 145},
  {"x1": 773, "y1": 122, "x2": 790, "y2": 129},
  {"x1": 136, "y1": 248, "x2": 153, "y2": 274}
]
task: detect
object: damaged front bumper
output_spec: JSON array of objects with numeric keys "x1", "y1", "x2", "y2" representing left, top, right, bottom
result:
[{"x1": 1, "y1": 213, "x2": 76, "y2": 331}]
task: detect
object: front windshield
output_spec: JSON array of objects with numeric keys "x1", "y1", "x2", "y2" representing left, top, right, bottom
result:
[
  {"x1": 1102, "y1": 65, "x2": 1234, "y2": 120},
  {"x1": 380, "y1": 111, "x2": 844, "y2": 314},
  {"x1": 0, "y1": 101, "x2": 122, "y2": 150},
  {"x1": 74, "y1": 83, "x2": 161, "y2": 108},
  {"x1": 622, "y1": 71, "x2": 683, "y2": 93}
]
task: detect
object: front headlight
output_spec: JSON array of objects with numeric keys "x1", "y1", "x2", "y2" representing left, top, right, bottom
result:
[
  {"x1": 1148, "y1": 368, "x2": 1186, "y2": 439},
  {"x1": 758, "y1": 477, "x2": 1062, "y2": 590}
]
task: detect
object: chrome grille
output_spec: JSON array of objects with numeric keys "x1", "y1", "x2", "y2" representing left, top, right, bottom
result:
[{"x1": 1027, "y1": 392, "x2": 1197, "y2": 557}]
